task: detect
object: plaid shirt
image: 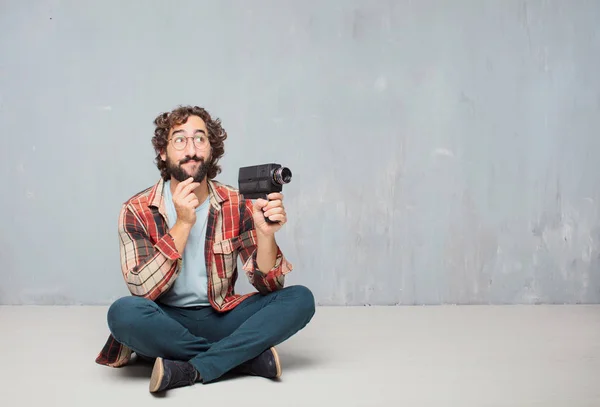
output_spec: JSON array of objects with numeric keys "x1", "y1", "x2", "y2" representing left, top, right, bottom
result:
[{"x1": 95, "y1": 177, "x2": 293, "y2": 367}]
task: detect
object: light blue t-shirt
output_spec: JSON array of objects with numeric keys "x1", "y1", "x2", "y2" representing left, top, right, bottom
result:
[{"x1": 159, "y1": 180, "x2": 210, "y2": 308}]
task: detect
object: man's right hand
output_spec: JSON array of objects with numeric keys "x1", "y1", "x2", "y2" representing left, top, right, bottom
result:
[{"x1": 172, "y1": 177, "x2": 201, "y2": 226}]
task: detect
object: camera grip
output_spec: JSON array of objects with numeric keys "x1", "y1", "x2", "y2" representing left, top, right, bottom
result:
[
  {"x1": 241, "y1": 192, "x2": 280, "y2": 224},
  {"x1": 265, "y1": 216, "x2": 277, "y2": 224},
  {"x1": 262, "y1": 194, "x2": 279, "y2": 224},
  {"x1": 264, "y1": 199, "x2": 278, "y2": 224}
]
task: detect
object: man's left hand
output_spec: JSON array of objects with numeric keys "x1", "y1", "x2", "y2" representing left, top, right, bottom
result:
[{"x1": 252, "y1": 192, "x2": 287, "y2": 236}]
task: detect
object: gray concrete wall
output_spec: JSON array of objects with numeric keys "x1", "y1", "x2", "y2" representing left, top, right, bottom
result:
[{"x1": 1, "y1": 0, "x2": 599, "y2": 305}]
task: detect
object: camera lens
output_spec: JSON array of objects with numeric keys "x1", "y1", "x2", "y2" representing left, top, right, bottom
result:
[{"x1": 273, "y1": 167, "x2": 292, "y2": 185}]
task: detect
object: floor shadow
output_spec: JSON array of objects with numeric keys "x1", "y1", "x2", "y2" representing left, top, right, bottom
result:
[
  {"x1": 213, "y1": 371, "x2": 254, "y2": 384},
  {"x1": 115, "y1": 363, "x2": 154, "y2": 380},
  {"x1": 277, "y1": 350, "x2": 320, "y2": 371},
  {"x1": 113, "y1": 354, "x2": 154, "y2": 380}
]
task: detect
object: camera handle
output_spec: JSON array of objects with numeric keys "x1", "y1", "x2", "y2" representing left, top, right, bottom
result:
[
  {"x1": 240, "y1": 193, "x2": 280, "y2": 225},
  {"x1": 261, "y1": 193, "x2": 279, "y2": 225}
]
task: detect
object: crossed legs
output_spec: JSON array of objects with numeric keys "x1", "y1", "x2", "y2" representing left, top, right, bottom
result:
[{"x1": 107, "y1": 285, "x2": 315, "y2": 384}]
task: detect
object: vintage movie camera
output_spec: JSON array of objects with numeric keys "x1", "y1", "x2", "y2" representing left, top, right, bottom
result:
[{"x1": 238, "y1": 163, "x2": 292, "y2": 224}]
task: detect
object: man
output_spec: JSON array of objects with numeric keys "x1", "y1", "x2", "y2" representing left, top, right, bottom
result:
[{"x1": 95, "y1": 105, "x2": 315, "y2": 393}]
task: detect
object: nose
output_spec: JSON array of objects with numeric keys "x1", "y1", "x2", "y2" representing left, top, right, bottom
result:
[{"x1": 183, "y1": 138, "x2": 197, "y2": 156}]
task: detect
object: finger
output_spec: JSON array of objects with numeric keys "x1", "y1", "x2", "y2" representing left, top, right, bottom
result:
[
  {"x1": 262, "y1": 199, "x2": 282, "y2": 211},
  {"x1": 181, "y1": 193, "x2": 197, "y2": 204},
  {"x1": 183, "y1": 193, "x2": 198, "y2": 203},
  {"x1": 174, "y1": 177, "x2": 194, "y2": 194},
  {"x1": 253, "y1": 198, "x2": 268, "y2": 211},
  {"x1": 263, "y1": 207, "x2": 284, "y2": 218},
  {"x1": 179, "y1": 182, "x2": 201, "y2": 197},
  {"x1": 183, "y1": 194, "x2": 199, "y2": 205},
  {"x1": 266, "y1": 213, "x2": 286, "y2": 223},
  {"x1": 267, "y1": 192, "x2": 283, "y2": 201},
  {"x1": 174, "y1": 179, "x2": 194, "y2": 196}
]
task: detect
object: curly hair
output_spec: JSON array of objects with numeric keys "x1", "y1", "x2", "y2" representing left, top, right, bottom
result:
[{"x1": 151, "y1": 105, "x2": 227, "y2": 181}]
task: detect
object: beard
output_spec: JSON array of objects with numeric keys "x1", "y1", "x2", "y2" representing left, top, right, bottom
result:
[{"x1": 166, "y1": 154, "x2": 211, "y2": 183}]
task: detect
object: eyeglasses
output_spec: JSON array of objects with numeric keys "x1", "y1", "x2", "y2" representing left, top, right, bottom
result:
[{"x1": 168, "y1": 134, "x2": 209, "y2": 151}]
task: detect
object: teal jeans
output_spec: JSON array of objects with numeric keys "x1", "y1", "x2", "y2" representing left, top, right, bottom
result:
[{"x1": 106, "y1": 285, "x2": 315, "y2": 383}]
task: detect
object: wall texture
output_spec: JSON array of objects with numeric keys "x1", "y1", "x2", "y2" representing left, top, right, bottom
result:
[{"x1": 1, "y1": 0, "x2": 599, "y2": 305}]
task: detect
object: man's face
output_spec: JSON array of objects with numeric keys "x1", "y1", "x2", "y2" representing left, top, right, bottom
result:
[{"x1": 160, "y1": 115, "x2": 212, "y2": 183}]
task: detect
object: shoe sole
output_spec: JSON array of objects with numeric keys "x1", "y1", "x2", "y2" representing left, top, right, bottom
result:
[
  {"x1": 270, "y1": 347, "x2": 282, "y2": 378},
  {"x1": 149, "y1": 357, "x2": 165, "y2": 393}
]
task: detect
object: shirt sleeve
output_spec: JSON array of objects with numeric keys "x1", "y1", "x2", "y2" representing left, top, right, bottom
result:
[
  {"x1": 118, "y1": 203, "x2": 181, "y2": 300},
  {"x1": 237, "y1": 199, "x2": 293, "y2": 294}
]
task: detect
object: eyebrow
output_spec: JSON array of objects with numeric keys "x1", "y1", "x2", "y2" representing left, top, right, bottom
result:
[{"x1": 171, "y1": 129, "x2": 206, "y2": 136}]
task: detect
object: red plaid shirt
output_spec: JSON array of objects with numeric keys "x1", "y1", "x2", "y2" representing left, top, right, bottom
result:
[{"x1": 95, "y1": 177, "x2": 293, "y2": 367}]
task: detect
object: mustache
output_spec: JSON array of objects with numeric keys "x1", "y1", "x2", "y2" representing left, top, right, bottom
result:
[{"x1": 179, "y1": 156, "x2": 204, "y2": 165}]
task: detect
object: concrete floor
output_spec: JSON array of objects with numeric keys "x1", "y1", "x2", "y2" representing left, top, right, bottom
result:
[{"x1": 0, "y1": 305, "x2": 599, "y2": 406}]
